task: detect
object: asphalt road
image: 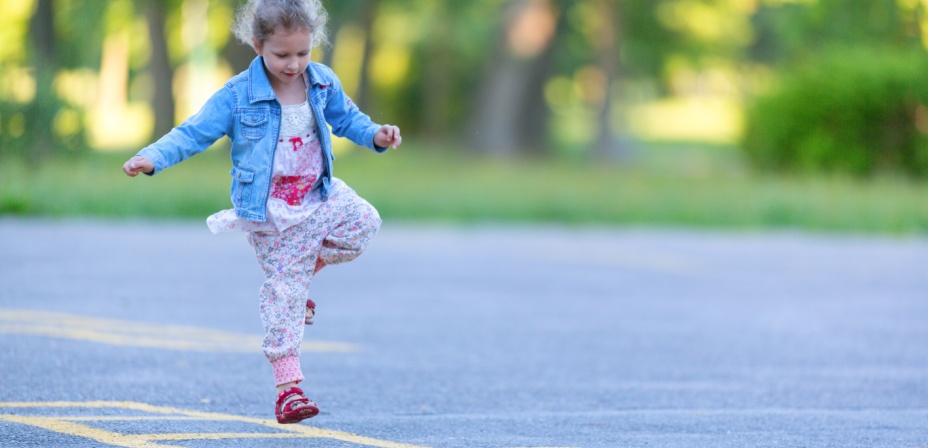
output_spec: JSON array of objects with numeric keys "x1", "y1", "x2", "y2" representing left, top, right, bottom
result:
[{"x1": 0, "y1": 218, "x2": 926, "y2": 448}]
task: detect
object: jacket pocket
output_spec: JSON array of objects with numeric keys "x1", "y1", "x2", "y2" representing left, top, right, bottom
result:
[
  {"x1": 240, "y1": 111, "x2": 268, "y2": 140},
  {"x1": 230, "y1": 165, "x2": 256, "y2": 206}
]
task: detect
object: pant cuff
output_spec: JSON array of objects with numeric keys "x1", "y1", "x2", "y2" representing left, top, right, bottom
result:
[{"x1": 271, "y1": 356, "x2": 304, "y2": 386}]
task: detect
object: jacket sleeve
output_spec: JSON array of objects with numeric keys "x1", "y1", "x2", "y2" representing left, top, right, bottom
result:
[
  {"x1": 136, "y1": 87, "x2": 234, "y2": 175},
  {"x1": 318, "y1": 66, "x2": 385, "y2": 153}
]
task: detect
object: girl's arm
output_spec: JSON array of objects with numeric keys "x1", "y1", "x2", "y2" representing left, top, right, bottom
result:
[
  {"x1": 125, "y1": 88, "x2": 234, "y2": 176},
  {"x1": 319, "y1": 66, "x2": 398, "y2": 152}
]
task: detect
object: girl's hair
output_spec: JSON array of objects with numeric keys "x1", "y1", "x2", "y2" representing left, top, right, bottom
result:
[{"x1": 233, "y1": 0, "x2": 328, "y2": 47}]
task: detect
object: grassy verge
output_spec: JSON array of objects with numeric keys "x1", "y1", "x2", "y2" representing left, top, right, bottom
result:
[{"x1": 2, "y1": 142, "x2": 928, "y2": 234}]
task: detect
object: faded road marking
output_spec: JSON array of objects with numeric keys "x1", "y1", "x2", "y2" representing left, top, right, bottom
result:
[
  {"x1": 0, "y1": 401, "x2": 426, "y2": 448},
  {"x1": 0, "y1": 309, "x2": 357, "y2": 353}
]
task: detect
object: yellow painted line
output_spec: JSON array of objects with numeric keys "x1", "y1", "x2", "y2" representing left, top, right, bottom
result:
[
  {"x1": 0, "y1": 309, "x2": 357, "y2": 353},
  {"x1": 144, "y1": 432, "x2": 306, "y2": 440},
  {"x1": 0, "y1": 401, "x2": 188, "y2": 412},
  {"x1": 0, "y1": 415, "x2": 185, "y2": 448},
  {"x1": 0, "y1": 401, "x2": 428, "y2": 448},
  {"x1": 61, "y1": 416, "x2": 214, "y2": 421}
]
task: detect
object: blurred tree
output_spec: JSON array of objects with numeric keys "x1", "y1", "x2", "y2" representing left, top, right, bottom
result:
[
  {"x1": 743, "y1": 47, "x2": 928, "y2": 176},
  {"x1": 55, "y1": 0, "x2": 108, "y2": 69},
  {"x1": 326, "y1": 0, "x2": 377, "y2": 111},
  {"x1": 25, "y1": 0, "x2": 58, "y2": 161},
  {"x1": 3, "y1": 0, "x2": 110, "y2": 160},
  {"x1": 224, "y1": 38, "x2": 256, "y2": 74},
  {"x1": 15, "y1": 0, "x2": 923, "y2": 162},
  {"x1": 593, "y1": 0, "x2": 622, "y2": 160},
  {"x1": 620, "y1": 0, "x2": 683, "y2": 82},
  {"x1": 467, "y1": 0, "x2": 564, "y2": 156},
  {"x1": 418, "y1": 1, "x2": 454, "y2": 141},
  {"x1": 222, "y1": 0, "x2": 255, "y2": 73},
  {"x1": 141, "y1": 0, "x2": 177, "y2": 140},
  {"x1": 463, "y1": 0, "x2": 694, "y2": 158},
  {"x1": 743, "y1": 0, "x2": 928, "y2": 176},
  {"x1": 750, "y1": 0, "x2": 924, "y2": 66}
]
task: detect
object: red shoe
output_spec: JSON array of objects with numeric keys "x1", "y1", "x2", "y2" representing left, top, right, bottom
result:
[
  {"x1": 275, "y1": 387, "x2": 319, "y2": 424},
  {"x1": 305, "y1": 299, "x2": 315, "y2": 325}
]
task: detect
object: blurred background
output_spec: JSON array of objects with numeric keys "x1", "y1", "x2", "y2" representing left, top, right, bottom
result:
[{"x1": 1, "y1": 0, "x2": 928, "y2": 232}]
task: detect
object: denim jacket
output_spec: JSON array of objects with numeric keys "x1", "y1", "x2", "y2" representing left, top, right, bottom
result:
[{"x1": 136, "y1": 57, "x2": 385, "y2": 222}]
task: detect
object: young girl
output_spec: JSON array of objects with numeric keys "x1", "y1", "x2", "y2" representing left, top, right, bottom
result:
[{"x1": 122, "y1": 0, "x2": 401, "y2": 424}]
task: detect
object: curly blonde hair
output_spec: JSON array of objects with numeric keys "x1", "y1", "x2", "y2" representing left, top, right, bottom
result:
[{"x1": 232, "y1": 0, "x2": 328, "y2": 47}]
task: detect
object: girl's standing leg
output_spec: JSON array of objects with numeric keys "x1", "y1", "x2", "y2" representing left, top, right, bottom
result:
[
  {"x1": 247, "y1": 181, "x2": 381, "y2": 388},
  {"x1": 248, "y1": 222, "x2": 323, "y2": 387}
]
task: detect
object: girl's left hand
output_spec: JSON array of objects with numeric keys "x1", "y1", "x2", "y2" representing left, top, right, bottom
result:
[
  {"x1": 123, "y1": 155, "x2": 154, "y2": 177},
  {"x1": 374, "y1": 125, "x2": 402, "y2": 150}
]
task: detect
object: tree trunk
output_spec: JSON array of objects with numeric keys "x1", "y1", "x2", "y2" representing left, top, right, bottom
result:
[
  {"x1": 27, "y1": 0, "x2": 58, "y2": 160},
  {"x1": 321, "y1": 27, "x2": 336, "y2": 68},
  {"x1": 354, "y1": 1, "x2": 376, "y2": 112},
  {"x1": 595, "y1": 0, "x2": 626, "y2": 160},
  {"x1": 321, "y1": 0, "x2": 358, "y2": 70},
  {"x1": 223, "y1": 34, "x2": 257, "y2": 74},
  {"x1": 516, "y1": 0, "x2": 568, "y2": 156},
  {"x1": 421, "y1": 3, "x2": 452, "y2": 141},
  {"x1": 466, "y1": 0, "x2": 560, "y2": 156},
  {"x1": 143, "y1": 0, "x2": 176, "y2": 141}
]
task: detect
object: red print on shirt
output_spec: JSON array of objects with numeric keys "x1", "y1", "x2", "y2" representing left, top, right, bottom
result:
[
  {"x1": 289, "y1": 137, "x2": 304, "y2": 152},
  {"x1": 271, "y1": 175, "x2": 316, "y2": 206}
]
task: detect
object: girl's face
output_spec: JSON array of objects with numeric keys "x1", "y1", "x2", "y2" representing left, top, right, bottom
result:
[{"x1": 253, "y1": 27, "x2": 313, "y2": 89}]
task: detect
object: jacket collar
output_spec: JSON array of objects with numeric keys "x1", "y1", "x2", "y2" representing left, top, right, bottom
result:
[
  {"x1": 247, "y1": 58, "x2": 328, "y2": 104},
  {"x1": 306, "y1": 62, "x2": 328, "y2": 87},
  {"x1": 247, "y1": 56, "x2": 276, "y2": 104}
]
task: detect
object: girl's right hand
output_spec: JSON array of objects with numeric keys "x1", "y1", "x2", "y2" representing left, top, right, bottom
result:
[{"x1": 123, "y1": 156, "x2": 154, "y2": 177}]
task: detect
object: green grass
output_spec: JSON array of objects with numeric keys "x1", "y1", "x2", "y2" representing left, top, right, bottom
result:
[{"x1": 2, "y1": 142, "x2": 928, "y2": 234}]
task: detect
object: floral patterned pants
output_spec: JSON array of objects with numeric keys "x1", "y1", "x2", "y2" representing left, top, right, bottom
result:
[{"x1": 247, "y1": 185, "x2": 381, "y2": 386}]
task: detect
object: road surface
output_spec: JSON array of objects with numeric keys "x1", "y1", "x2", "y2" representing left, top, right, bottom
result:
[{"x1": 1, "y1": 218, "x2": 926, "y2": 447}]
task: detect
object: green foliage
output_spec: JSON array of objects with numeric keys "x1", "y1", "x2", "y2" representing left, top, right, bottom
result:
[
  {"x1": 0, "y1": 90, "x2": 89, "y2": 160},
  {"x1": 742, "y1": 47, "x2": 928, "y2": 176},
  {"x1": 54, "y1": 0, "x2": 109, "y2": 70},
  {"x1": 750, "y1": 0, "x2": 923, "y2": 66}
]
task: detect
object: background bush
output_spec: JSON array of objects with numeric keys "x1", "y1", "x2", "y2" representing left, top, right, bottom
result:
[{"x1": 742, "y1": 47, "x2": 928, "y2": 176}]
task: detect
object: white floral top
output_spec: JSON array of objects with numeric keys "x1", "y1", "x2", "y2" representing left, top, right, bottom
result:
[{"x1": 207, "y1": 99, "x2": 332, "y2": 234}]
